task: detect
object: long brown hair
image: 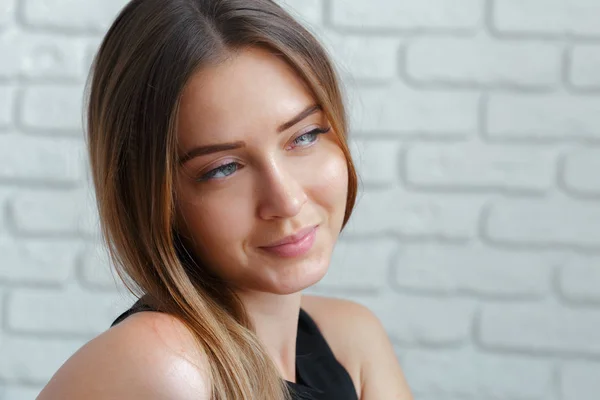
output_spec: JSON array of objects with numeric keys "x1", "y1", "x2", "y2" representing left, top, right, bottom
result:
[{"x1": 84, "y1": 0, "x2": 358, "y2": 398}]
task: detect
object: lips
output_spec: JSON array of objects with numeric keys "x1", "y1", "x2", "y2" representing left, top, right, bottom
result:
[
  {"x1": 258, "y1": 225, "x2": 319, "y2": 258},
  {"x1": 261, "y1": 225, "x2": 318, "y2": 248}
]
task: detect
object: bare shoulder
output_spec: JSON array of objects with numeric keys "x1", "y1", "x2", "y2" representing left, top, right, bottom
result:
[
  {"x1": 300, "y1": 294, "x2": 383, "y2": 369},
  {"x1": 37, "y1": 311, "x2": 211, "y2": 400},
  {"x1": 300, "y1": 294, "x2": 413, "y2": 400}
]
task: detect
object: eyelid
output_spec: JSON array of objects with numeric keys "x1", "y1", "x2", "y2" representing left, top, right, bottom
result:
[
  {"x1": 204, "y1": 158, "x2": 234, "y2": 172},
  {"x1": 299, "y1": 125, "x2": 327, "y2": 136},
  {"x1": 198, "y1": 157, "x2": 240, "y2": 177},
  {"x1": 287, "y1": 126, "x2": 331, "y2": 148}
]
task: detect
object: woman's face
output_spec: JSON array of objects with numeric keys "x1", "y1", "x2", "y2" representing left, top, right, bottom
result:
[{"x1": 175, "y1": 46, "x2": 348, "y2": 295}]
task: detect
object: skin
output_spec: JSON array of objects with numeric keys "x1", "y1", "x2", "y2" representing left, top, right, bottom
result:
[
  {"x1": 175, "y1": 46, "x2": 348, "y2": 297},
  {"x1": 174, "y1": 46, "x2": 348, "y2": 382},
  {"x1": 36, "y1": 46, "x2": 413, "y2": 399}
]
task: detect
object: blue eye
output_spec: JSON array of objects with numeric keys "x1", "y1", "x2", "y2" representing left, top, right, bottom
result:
[
  {"x1": 292, "y1": 126, "x2": 331, "y2": 147},
  {"x1": 197, "y1": 162, "x2": 240, "y2": 181}
]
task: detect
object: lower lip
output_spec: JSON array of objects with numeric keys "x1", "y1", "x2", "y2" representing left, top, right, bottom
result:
[{"x1": 260, "y1": 226, "x2": 318, "y2": 258}]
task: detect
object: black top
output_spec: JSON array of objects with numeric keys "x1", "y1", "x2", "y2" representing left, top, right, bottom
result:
[{"x1": 110, "y1": 298, "x2": 359, "y2": 400}]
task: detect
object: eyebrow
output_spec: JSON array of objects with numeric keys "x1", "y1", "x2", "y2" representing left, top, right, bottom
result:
[
  {"x1": 178, "y1": 103, "x2": 322, "y2": 166},
  {"x1": 276, "y1": 103, "x2": 321, "y2": 133}
]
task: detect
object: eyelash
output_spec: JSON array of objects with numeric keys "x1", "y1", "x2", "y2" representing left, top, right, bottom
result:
[
  {"x1": 288, "y1": 126, "x2": 331, "y2": 149},
  {"x1": 196, "y1": 126, "x2": 332, "y2": 182}
]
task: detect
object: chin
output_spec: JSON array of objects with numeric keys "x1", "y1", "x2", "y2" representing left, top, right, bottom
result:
[{"x1": 269, "y1": 252, "x2": 331, "y2": 295}]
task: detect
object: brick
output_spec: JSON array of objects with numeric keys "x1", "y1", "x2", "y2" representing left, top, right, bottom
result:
[
  {"x1": 407, "y1": 36, "x2": 560, "y2": 87},
  {"x1": 331, "y1": 0, "x2": 483, "y2": 31},
  {"x1": 22, "y1": 0, "x2": 127, "y2": 33},
  {"x1": 487, "y1": 94, "x2": 600, "y2": 140},
  {"x1": 561, "y1": 362, "x2": 600, "y2": 400},
  {"x1": 344, "y1": 188, "x2": 482, "y2": 239},
  {"x1": 317, "y1": 238, "x2": 396, "y2": 290},
  {"x1": 559, "y1": 256, "x2": 600, "y2": 303},
  {"x1": 0, "y1": 189, "x2": 11, "y2": 235},
  {"x1": 0, "y1": 385, "x2": 43, "y2": 400},
  {"x1": 485, "y1": 199, "x2": 600, "y2": 248},
  {"x1": 79, "y1": 242, "x2": 123, "y2": 290},
  {"x1": 493, "y1": 0, "x2": 600, "y2": 37},
  {"x1": 0, "y1": 30, "x2": 87, "y2": 79},
  {"x1": 393, "y1": 243, "x2": 552, "y2": 298},
  {"x1": 570, "y1": 45, "x2": 600, "y2": 89},
  {"x1": 0, "y1": 134, "x2": 84, "y2": 183},
  {"x1": 478, "y1": 304, "x2": 600, "y2": 355},
  {"x1": 350, "y1": 139, "x2": 400, "y2": 185},
  {"x1": 9, "y1": 188, "x2": 99, "y2": 236},
  {"x1": 7, "y1": 287, "x2": 134, "y2": 334},
  {"x1": 20, "y1": 84, "x2": 84, "y2": 134},
  {"x1": 0, "y1": 335, "x2": 86, "y2": 383},
  {"x1": 405, "y1": 143, "x2": 556, "y2": 192},
  {"x1": 562, "y1": 149, "x2": 600, "y2": 196},
  {"x1": 0, "y1": 0, "x2": 16, "y2": 29},
  {"x1": 316, "y1": 29, "x2": 401, "y2": 81},
  {"x1": 0, "y1": 236, "x2": 79, "y2": 285},
  {"x1": 402, "y1": 348, "x2": 553, "y2": 399},
  {"x1": 351, "y1": 83, "x2": 478, "y2": 136},
  {"x1": 0, "y1": 84, "x2": 15, "y2": 130},
  {"x1": 353, "y1": 292, "x2": 475, "y2": 345},
  {"x1": 277, "y1": 0, "x2": 323, "y2": 26}
]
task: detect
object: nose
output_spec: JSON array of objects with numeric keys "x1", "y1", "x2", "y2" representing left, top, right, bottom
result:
[{"x1": 257, "y1": 160, "x2": 307, "y2": 220}]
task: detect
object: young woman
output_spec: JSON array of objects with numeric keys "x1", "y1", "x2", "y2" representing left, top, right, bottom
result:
[{"x1": 37, "y1": 0, "x2": 413, "y2": 399}]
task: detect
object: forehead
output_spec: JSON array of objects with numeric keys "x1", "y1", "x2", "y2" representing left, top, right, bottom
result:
[{"x1": 177, "y1": 47, "x2": 317, "y2": 145}]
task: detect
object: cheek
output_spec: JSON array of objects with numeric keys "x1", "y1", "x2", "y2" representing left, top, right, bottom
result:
[
  {"x1": 176, "y1": 186, "x2": 252, "y2": 255},
  {"x1": 310, "y1": 145, "x2": 349, "y2": 218}
]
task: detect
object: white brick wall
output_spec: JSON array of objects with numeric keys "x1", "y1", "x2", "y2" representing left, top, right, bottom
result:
[
  {"x1": 1, "y1": 0, "x2": 599, "y2": 398},
  {"x1": 559, "y1": 256, "x2": 600, "y2": 303},
  {"x1": 404, "y1": 143, "x2": 557, "y2": 192},
  {"x1": 570, "y1": 45, "x2": 600, "y2": 89},
  {"x1": 487, "y1": 93, "x2": 600, "y2": 140},
  {"x1": 562, "y1": 149, "x2": 600, "y2": 195},
  {"x1": 561, "y1": 362, "x2": 600, "y2": 400},
  {"x1": 405, "y1": 36, "x2": 562, "y2": 88},
  {"x1": 402, "y1": 348, "x2": 555, "y2": 399},
  {"x1": 330, "y1": 0, "x2": 483, "y2": 31},
  {"x1": 492, "y1": 0, "x2": 600, "y2": 37}
]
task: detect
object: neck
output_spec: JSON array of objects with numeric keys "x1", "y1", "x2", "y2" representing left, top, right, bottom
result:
[{"x1": 235, "y1": 290, "x2": 303, "y2": 382}]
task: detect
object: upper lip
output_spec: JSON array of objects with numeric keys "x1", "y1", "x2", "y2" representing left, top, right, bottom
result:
[{"x1": 261, "y1": 225, "x2": 317, "y2": 247}]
